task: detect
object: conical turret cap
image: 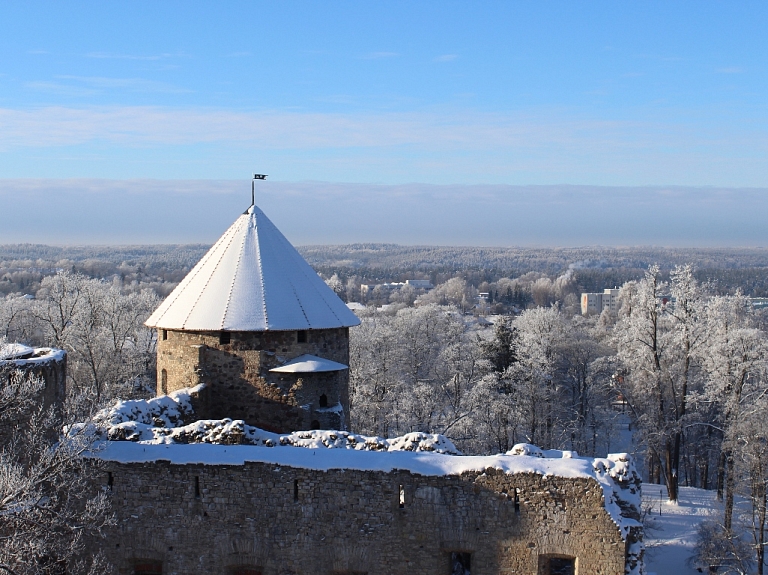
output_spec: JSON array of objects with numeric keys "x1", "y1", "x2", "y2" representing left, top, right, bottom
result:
[{"x1": 145, "y1": 205, "x2": 360, "y2": 331}]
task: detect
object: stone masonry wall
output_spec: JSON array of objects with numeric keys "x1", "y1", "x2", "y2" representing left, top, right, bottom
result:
[
  {"x1": 156, "y1": 329, "x2": 350, "y2": 432},
  {"x1": 96, "y1": 459, "x2": 627, "y2": 575},
  {"x1": 0, "y1": 349, "x2": 66, "y2": 435}
]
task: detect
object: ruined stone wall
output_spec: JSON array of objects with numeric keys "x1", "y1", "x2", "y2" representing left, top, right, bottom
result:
[
  {"x1": 156, "y1": 329, "x2": 350, "y2": 432},
  {"x1": 96, "y1": 460, "x2": 627, "y2": 575},
  {"x1": 0, "y1": 349, "x2": 66, "y2": 434}
]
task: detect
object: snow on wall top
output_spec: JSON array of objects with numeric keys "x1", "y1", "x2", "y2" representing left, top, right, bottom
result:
[
  {"x1": 0, "y1": 344, "x2": 65, "y2": 365},
  {"x1": 83, "y1": 387, "x2": 642, "y2": 539},
  {"x1": 145, "y1": 205, "x2": 361, "y2": 331},
  {"x1": 96, "y1": 441, "x2": 640, "y2": 538},
  {"x1": 269, "y1": 354, "x2": 348, "y2": 373},
  {"x1": 0, "y1": 342, "x2": 34, "y2": 360}
]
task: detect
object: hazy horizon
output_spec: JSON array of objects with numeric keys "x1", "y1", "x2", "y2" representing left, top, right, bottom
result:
[{"x1": 1, "y1": 179, "x2": 766, "y2": 247}]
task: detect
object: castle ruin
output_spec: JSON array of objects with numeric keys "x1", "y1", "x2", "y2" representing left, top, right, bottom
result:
[{"x1": 2, "y1": 198, "x2": 644, "y2": 574}]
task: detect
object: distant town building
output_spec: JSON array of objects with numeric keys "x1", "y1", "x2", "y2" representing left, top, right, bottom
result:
[
  {"x1": 405, "y1": 279, "x2": 433, "y2": 289},
  {"x1": 581, "y1": 288, "x2": 620, "y2": 315}
]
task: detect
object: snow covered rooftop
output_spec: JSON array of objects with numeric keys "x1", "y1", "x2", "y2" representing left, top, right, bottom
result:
[
  {"x1": 269, "y1": 354, "x2": 348, "y2": 373},
  {"x1": 145, "y1": 205, "x2": 361, "y2": 332}
]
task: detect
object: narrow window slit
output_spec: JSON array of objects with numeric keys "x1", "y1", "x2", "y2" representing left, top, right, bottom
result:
[
  {"x1": 107, "y1": 471, "x2": 113, "y2": 490},
  {"x1": 194, "y1": 476, "x2": 200, "y2": 498},
  {"x1": 399, "y1": 484, "x2": 405, "y2": 509},
  {"x1": 294, "y1": 479, "x2": 299, "y2": 502},
  {"x1": 514, "y1": 488, "x2": 520, "y2": 514}
]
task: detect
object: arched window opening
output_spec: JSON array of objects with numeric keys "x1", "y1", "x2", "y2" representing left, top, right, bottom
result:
[
  {"x1": 310, "y1": 420, "x2": 320, "y2": 430},
  {"x1": 161, "y1": 369, "x2": 168, "y2": 395},
  {"x1": 319, "y1": 394, "x2": 328, "y2": 407}
]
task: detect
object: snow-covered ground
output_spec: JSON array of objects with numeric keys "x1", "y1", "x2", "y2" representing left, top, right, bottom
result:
[{"x1": 642, "y1": 483, "x2": 721, "y2": 575}]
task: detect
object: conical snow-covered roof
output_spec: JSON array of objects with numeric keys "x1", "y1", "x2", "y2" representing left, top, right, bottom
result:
[{"x1": 145, "y1": 205, "x2": 360, "y2": 332}]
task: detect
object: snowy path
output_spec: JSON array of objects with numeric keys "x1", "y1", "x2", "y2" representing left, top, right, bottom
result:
[{"x1": 642, "y1": 484, "x2": 721, "y2": 575}]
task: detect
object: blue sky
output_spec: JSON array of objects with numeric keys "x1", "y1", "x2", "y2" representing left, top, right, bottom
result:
[{"x1": 1, "y1": 2, "x2": 767, "y2": 244}]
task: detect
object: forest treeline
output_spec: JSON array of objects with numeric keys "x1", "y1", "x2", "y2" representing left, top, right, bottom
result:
[{"x1": 3, "y1": 243, "x2": 768, "y2": 298}]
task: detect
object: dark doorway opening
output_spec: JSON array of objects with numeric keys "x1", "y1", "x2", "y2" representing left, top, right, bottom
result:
[{"x1": 450, "y1": 552, "x2": 471, "y2": 575}]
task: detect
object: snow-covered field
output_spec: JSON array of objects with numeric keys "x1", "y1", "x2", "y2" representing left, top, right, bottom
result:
[{"x1": 642, "y1": 484, "x2": 720, "y2": 575}]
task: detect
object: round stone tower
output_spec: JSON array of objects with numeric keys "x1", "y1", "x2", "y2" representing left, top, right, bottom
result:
[{"x1": 145, "y1": 204, "x2": 360, "y2": 433}]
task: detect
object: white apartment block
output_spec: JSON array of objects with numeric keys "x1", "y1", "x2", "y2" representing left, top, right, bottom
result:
[{"x1": 581, "y1": 288, "x2": 620, "y2": 315}]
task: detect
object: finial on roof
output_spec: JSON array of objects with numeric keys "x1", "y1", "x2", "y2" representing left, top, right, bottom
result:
[{"x1": 251, "y1": 174, "x2": 268, "y2": 207}]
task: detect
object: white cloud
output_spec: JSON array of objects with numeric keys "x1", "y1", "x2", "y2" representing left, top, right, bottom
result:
[{"x1": 434, "y1": 54, "x2": 458, "y2": 62}]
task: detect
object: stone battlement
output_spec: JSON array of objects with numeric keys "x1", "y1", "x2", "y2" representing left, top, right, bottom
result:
[{"x1": 94, "y1": 444, "x2": 637, "y2": 575}]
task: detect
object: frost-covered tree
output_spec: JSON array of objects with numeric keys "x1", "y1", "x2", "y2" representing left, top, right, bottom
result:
[
  {"x1": 0, "y1": 369, "x2": 114, "y2": 575},
  {"x1": 700, "y1": 294, "x2": 768, "y2": 529},
  {"x1": 417, "y1": 278, "x2": 477, "y2": 312},
  {"x1": 554, "y1": 317, "x2": 616, "y2": 455},
  {"x1": 324, "y1": 273, "x2": 346, "y2": 302},
  {"x1": 510, "y1": 306, "x2": 565, "y2": 447},
  {"x1": 732, "y1": 392, "x2": 768, "y2": 575},
  {"x1": 0, "y1": 295, "x2": 35, "y2": 343},
  {"x1": 615, "y1": 265, "x2": 707, "y2": 502},
  {"x1": 29, "y1": 272, "x2": 159, "y2": 406},
  {"x1": 690, "y1": 520, "x2": 754, "y2": 575},
  {"x1": 349, "y1": 304, "x2": 479, "y2": 444}
]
